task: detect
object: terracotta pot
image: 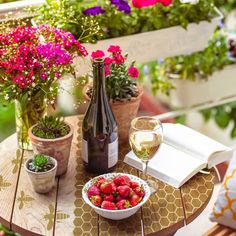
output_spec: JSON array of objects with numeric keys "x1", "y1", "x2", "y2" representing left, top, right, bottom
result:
[
  {"x1": 25, "y1": 156, "x2": 57, "y2": 194},
  {"x1": 28, "y1": 123, "x2": 74, "y2": 176},
  {"x1": 83, "y1": 83, "x2": 143, "y2": 143}
]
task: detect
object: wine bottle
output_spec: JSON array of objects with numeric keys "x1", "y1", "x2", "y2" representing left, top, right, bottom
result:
[{"x1": 82, "y1": 58, "x2": 118, "y2": 174}]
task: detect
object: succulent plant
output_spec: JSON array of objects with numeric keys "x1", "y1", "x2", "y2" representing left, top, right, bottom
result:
[
  {"x1": 32, "y1": 116, "x2": 70, "y2": 139},
  {"x1": 28, "y1": 154, "x2": 54, "y2": 172}
]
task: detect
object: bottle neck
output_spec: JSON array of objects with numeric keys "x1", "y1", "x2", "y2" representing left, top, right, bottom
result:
[{"x1": 92, "y1": 61, "x2": 106, "y2": 102}]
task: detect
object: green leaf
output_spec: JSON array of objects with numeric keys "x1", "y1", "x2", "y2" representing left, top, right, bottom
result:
[{"x1": 214, "y1": 108, "x2": 230, "y2": 129}]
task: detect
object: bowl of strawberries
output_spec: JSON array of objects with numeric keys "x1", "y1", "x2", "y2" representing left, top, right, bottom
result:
[{"x1": 82, "y1": 173, "x2": 151, "y2": 220}]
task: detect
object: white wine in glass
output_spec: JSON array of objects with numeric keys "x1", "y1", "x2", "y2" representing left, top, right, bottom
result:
[{"x1": 129, "y1": 117, "x2": 163, "y2": 191}]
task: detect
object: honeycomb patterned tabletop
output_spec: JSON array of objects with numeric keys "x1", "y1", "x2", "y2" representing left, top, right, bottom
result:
[{"x1": 0, "y1": 116, "x2": 215, "y2": 236}]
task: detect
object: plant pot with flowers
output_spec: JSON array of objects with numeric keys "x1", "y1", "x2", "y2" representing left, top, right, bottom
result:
[
  {"x1": 83, "y1": 45, "x2": 143, "y2": 143},
  {"x1": 34, "y1": 0, "x2": 222, "y2": 64},
  {"x1": 28, "y1": 116, "x2": 73, "y2": 176},
  {"x1": 25, "y1": 154, "x2": 57, "y2": 194},
  {"x1": 0, "y1": 24, "x2": 88, "y2": 150}
]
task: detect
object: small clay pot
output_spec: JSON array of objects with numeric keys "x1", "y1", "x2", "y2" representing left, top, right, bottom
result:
[
  {"x1": 25, "y1": 156, "x2": 57, "y2": 194},
  {"x1": 83, "y1": 83, "x2": 143, "y2": 143},
  {"x1": 28, "y1": 123, "x2": 74, "y2": 176}
]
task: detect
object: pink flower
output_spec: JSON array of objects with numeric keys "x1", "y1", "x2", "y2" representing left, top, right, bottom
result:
[
  {"x1": 108, "y1": 45, "x2": 122, "y2": 54},
  {"x1": 40, "y1": 72, "x2": 48, "y2": 80},
  {"x1": 91, "y1": 50, "x2": 105, "y2": 60},
  {"x1": 158, "y1": 0, "x2": 172, "y2": 6},
  {"x1": 105, "y1": 65, "x2": 110, "y2": 77},
  {"x1": 132, "y1": 0, "x2": 158, "y2": 8},
  {"x1": 128, "y1": 66, "x2": 139, "y2": 78},
  {"x1": 114, "y1": 54, "x2": 125, "y2": 64},
  {"x1": 104, "y1": 57, "x2": 114, "y2": 65}
]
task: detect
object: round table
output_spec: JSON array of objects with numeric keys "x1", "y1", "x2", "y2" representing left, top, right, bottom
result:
[{"x1": 0, "y1": 116, "x2": 216, "y2": 236}]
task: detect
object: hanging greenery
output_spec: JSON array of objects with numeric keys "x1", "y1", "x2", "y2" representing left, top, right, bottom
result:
[
  {"x1": 139, "y1": 30, "x2": 235, "y2": 95},
  {"x1": 201, "y1": 102, "x2": 236, "y2": 138}
]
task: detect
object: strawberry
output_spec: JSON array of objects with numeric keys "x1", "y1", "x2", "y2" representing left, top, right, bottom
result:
[
  {"x1": 90, "y1": 195, "x2": 103, "y2": 207},
  {"x1": 129, "y1": 194, "x2": 141, "y2": 207},
  {"x1": 94, "y1": 177, "x2": 106, "y2": 188},
  {"x1": 116, "y1": 199, "x2": 131, "y2": 210},
  {"x1": 100, "y1": 181, "x2": 113, "y2": 194},
  {"x1": 130, "y1": 181, "x2": 139, "y2": 189},
  {"x1": 129, "y1": 189, "x2": 135, "y2": 197},
  {"x1": 134, "y1": 186, "x2": 145, "y2": 197},
  {"x1": 101, "y1": 201, "x2": 116, "y2": 210},
  {"x1": 114, "y1": 195, "x2": 124, "y2": 203},
  {"x1": 87, "y1": 185, "x2": 100, "y2": 198},
  {"x1": 104, "y1": 194, "x2": 114, "y2": 202},
  {"x1": 117, "y1": 185, "x2": 131, "y2": 198},
  {"x1": 113, "y1": 175, "x2": 131, "y2": 186},
  {"x1": 111, "y1": 182, "x2": 117, "y2": 193}
]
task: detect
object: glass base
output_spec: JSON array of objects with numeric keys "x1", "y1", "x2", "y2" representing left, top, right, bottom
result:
[
  {"x1": 17, "y1": 140, "x2": 33, "y2": 151},
  {"x1": 146, "y1": 179, "x2": 158, "y2": 195}
]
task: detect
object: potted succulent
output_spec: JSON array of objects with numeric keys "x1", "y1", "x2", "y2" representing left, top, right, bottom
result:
[
  {"x1": 25, "y1": 154, "x2": 57, "y2": 194},
  {"x1": 28, "y1": 116, "x2": 73, "y2": 176},
  {"x1": 83, "y1": 45, "x2": 143, "y2": 143}
]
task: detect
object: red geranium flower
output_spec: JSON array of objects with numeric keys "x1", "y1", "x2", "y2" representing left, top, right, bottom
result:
[
  {"x1": 158, "y1": 0, "x2": 172, "y2": 6},
  {"x1": 108, "y1": 45, "x2": 122, "y2": 54},
  {"x1": 114, "y1": 54, "x2": 125, "y2": 64},
  {"x1": 132, "y1": 0, "x2": 158, "y2": 8},
  {"x1": 104, "y1": 57, "x2": 113, "y2": 65},
  {"x1": 105, "y1": 65, "x2": 110, "y2": 77},
  {"x1": 91, "y1": 50, "x2": 105, "y2": 60},
  {"x1": 128, "y1": 66, "x2": 139, "y2": 78}
]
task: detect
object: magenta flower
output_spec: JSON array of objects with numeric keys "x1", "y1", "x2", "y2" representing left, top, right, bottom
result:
[
  {"x1": 40, "y1": 72, "x2": 48, "y2": 80},
  {"x1": 91, "y1": 50, "x2": 105, "y2": 59},
  {"x1": 104, "y1": 57, "x2": 114, "y2": 65},
  {"x1": 108, "y1": 45, "x2": 122, "y2": 54},
  {"x1": 0, "y1": 25, "x2": 87, "y2": 96},
  {"x1": 128, "y1": 66, "x2": 139, "y2": 78},
  {"x1": 114, "y1": 54, "x2": 125, "y2": 64}
]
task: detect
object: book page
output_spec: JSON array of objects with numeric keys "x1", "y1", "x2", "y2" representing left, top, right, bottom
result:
[
  {"x1": 163, "y1": 123, "x2": 231, "y2": 162},
  {"x1": 124, "y1": 143, "x2": 206, "y2": 188}
]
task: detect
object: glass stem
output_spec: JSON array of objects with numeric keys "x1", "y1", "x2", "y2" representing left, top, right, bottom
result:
[{"x1": 143, "y1": 161, "x2": 149, "y2": 181}]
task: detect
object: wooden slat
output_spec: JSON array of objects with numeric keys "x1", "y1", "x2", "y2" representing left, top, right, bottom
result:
[
  {"x1": 180, "y1": 170, "x2": 215, "y2": 225},
  {"x1": 204, "y1": 224, "x2": 228, "y2": 236},
  {"x1": 11, "y1": 150, "x2": 58, "y2": 236},
  {"x1": 55, "y1": 116, "x2": 98, "y2": 236},
  {"x1": 0, "y1": 134, "x2": 23, "y2": 228},
  {"x1": 141, "y1": 175, "x2": 184, "y2": 236},
  {"x1": 54, "y1": 143, "x2": 79, "y2": 236}
]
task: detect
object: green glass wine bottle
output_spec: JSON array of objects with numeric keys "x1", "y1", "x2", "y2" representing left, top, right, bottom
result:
[{"x1": 82, "y1": 58, "x2": 118, "y2": 174}]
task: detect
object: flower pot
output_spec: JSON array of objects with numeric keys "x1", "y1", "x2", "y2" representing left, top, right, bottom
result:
[
  {"x1": 83, "y1": 7, "x2": 222, "y2": 65},
  {"x1": 83, "y1": 83, "x2": 143, "y2": 143},
  {"x1": 25, "y1": 156, "x2": 57, "y2": 194},
  {"x1": 28, "y1": 123, "x2": 74, "y2": 176},
  {"x1": 15, "y1": 90, "x2": 46, "y2": 150},
  {"x1": 155, "y1": 65, "x2": 236, "y2": 108}
]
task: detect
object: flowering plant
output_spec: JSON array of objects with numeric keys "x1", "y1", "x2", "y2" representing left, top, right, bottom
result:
[
  {"x1": 89, "y1": 45, "x2": 139, "y2": 101},
  {"x1": 139, "y1": 30, "x2": 235, "y2": 96},
  {"x1": 0, "y1": 25, "x2": 87, "y2": 104},
  {"x1": 35, "y1": 0, "x2": 217, "y2": 41}
]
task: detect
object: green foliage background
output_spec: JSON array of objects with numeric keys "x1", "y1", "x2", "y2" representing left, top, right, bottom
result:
[{"x1": 0, "y1": 104, "x2": 15, "y2": 142}]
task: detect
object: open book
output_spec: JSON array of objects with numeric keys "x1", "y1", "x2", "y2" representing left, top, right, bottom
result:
[{"x1": 124, "y1": 123, "x2": 233, "y2": 188}]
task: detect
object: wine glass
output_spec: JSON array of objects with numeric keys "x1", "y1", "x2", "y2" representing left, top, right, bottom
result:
[{"x1": 129, "y1": 116, "x2": 163, "y2": 192}]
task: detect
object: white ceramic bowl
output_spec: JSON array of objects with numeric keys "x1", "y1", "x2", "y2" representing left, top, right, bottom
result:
[{"x1": 82, "y1": 173, "x2": 151, "y2": 220}]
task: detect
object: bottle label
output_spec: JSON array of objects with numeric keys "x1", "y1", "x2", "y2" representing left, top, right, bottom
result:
[
  {"x1": 108, "y1": 138, "x2": 118, "y2": 168},
  {"x1": 82, "y1": 139, "x2": 88, "y2": 163}
]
